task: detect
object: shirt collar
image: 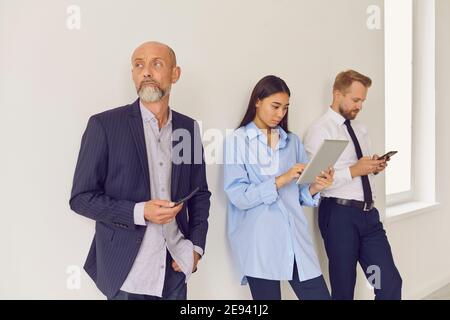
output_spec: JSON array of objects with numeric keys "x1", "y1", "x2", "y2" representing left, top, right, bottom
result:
[
  {"x1": 245, "y1": 121, "x2": 288, "y2": 144},
  {"x1": 245, "y1": 121, "x2": 262, "y2": 140},
  {"x1": 139, "y1": 100, "x2": 172, "y2": 126},
  {"x1": 327, "y1": 106, "x2": 347, "y2": 126}
]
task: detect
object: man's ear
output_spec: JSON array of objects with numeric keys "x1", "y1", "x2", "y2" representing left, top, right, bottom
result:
[
  {"x1": 333, "y1": 89, "x2": 343, "y2": 101},
  {"x1": 171, "y1": 66, "x2": 181, "y2": 84}
]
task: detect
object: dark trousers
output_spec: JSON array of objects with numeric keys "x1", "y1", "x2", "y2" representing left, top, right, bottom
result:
[
  {"x1": 246, "y1": 261, "x2": 331, "y2": 300},
  {"x1": 109, "y1": 251, "x2": 187, "y2": 300},
  {"x1": 318, "y1": 199, "x2": 402, "y2": 300}
]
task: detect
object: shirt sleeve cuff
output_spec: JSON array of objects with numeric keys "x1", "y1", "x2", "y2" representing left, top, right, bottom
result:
[
  {"x1": 193, "y1": 245, "x2": 204, "y2": 257},
  {"x1": 257, "y1": 177, "x2": 279, "y2": 205},
  {"x1": 299, "y1": 184, "x2": 320, "y2": 207},
  {"x1": 133, "y1": 202, "x2": 147, "y2": 226}
]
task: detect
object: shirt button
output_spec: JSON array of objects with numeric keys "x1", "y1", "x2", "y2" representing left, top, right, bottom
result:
[
  {"x1": 136, "y1": 237, "x2": 142, "y2": 244},
  {"x1": 161, "y1": 265, "x2": 165, "y2": 269},
  {"x1": 159, "y1": 162, "x2": 163, "y2": 166},
  {"x1": 158, "y1": 139, "x2": 161, "y2": 143}
]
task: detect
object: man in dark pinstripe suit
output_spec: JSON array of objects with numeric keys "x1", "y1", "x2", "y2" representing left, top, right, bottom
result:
[{"x1": 70, "y1": 41, "x2": 211, "y2": 300}]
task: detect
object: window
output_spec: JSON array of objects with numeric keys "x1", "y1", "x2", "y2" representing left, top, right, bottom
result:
[
  {"x1": 385, "y1": 0, "x2": 438, "y2": 216},
  {"x1": 385, "y1": 0, "x2": 413, "y2": 197},
  {"x1": 385, "y1": 0, "x2": 413, "y2": 199}
]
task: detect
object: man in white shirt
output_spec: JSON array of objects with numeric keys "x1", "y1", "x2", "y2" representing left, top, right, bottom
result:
[{"x1": 303, "y1": 70, "x2": 402, "y2": 300}]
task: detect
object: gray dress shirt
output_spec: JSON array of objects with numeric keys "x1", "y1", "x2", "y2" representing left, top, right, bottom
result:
[{"x1": 120, "y1": 102, "x2": 201, "y2": 297}]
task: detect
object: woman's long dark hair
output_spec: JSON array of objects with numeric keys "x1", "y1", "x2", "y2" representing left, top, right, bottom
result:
[{"x1": 238, "y1": 75, "x2": 291, "y2": 133}]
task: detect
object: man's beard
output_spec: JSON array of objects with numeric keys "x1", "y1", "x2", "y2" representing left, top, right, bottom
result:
[
  {"x1": 138, "y1": 81, "x2": 169, "y2": 103},
  {"x1": 339, "y1": 103, "x2": 359, "y2": 120}
]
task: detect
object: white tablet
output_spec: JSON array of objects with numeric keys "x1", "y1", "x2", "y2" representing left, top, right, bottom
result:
[{"x1": 296, "y1": 139, "x2": 349, "y2": 185}]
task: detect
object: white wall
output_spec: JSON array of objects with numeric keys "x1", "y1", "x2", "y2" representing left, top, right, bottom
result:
[{"x1": 9, "y1": 0, "x2": 446, "y2": 300}]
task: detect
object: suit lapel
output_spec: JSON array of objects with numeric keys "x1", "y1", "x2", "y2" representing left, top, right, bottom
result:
[{"x1": 128, "y1": 99, "x2": 151, "y2": 194}]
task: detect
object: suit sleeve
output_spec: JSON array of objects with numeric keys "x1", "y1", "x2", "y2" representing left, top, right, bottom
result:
[
  {"x1": 187, "y1": 121, "x2": 211, "y2": 252},
  {"x1": 69, "y1": 116, "x2": 136, "y2": 229}
]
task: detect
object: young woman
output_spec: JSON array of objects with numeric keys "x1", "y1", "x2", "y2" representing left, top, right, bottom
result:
[{"x1": 224, "y1": 75, "x2": 334, "y2": 300}]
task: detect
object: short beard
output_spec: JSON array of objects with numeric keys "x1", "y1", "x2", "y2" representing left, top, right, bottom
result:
[
  {"x1": 339, "y1": 103, "x2": 358, "y2": 120},
  {"x1": 138, "y1": 84, "x2": 169, "y2": 103}
]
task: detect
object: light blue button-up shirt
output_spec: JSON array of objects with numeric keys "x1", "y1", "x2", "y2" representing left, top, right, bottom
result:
[{"x1": 224, "y1": 122, "x2": 322, "y2": 285}]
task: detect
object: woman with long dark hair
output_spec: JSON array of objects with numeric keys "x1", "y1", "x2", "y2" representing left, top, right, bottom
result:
[{"x1": 224, "y1": 75, "x2": 334, "y2": 300}]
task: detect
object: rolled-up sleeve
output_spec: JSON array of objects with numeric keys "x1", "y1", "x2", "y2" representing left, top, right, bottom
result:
[
  {"x1": 224, "y1": 163, "x2": 279, "y2": 210},
  {"x1": 294, "y1": 135, "x2": 320, "y2": 207},
  {"x1": 223, "y1": 133, "x2": 279, "y2": 211},
  {"x1": 299, "y1": 184, "x2": 320, "y2": 207}
]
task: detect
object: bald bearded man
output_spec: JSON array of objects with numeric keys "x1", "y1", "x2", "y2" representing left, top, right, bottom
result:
[{"x1": 70, "y1": 41, "x2": 211, "y2": 300}]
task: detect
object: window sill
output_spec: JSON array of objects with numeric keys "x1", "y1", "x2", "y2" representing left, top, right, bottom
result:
[{"x1": 385, "y1": 201, "x2": 441, "y2": 225}]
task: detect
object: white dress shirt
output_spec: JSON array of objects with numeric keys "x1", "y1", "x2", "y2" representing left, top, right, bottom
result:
[{"x1": 303, "y1": 107, "x2": 376, "y2": 202}]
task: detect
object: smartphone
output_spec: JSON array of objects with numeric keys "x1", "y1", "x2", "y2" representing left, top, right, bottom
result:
[
  {"x1": 173, "y1": 187, "x2": 200, "y2": 206},
  {"x1": 378, "y1": 151, "x2": 398, "y2": 161}
]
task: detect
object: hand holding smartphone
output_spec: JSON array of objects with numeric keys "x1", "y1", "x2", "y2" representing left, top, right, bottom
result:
[
  {"x1": 172, "y1": 187, "x2": 200, "y2": 206},
  {"x1": 377, "y1": 151, "x2": 398, "y2": 161}
]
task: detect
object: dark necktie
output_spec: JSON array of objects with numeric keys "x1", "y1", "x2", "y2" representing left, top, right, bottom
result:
[{"x1": 344, "y1": 119, "x2": 373, "y2": 204}]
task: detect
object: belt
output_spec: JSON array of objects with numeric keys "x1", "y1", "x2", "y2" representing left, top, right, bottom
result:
[{"x1": 321, "y1": 197, "x2": 375, "y2": 212}]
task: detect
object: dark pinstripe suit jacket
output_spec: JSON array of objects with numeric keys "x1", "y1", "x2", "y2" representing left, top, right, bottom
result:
[{"x1": 69, "y1": 98, "x2": 211, "y2": 297}]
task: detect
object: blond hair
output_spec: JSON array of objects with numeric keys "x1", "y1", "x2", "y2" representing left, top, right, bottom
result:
[{"x1": 333, "y1": 70, "x2": 372, "y2": 94}]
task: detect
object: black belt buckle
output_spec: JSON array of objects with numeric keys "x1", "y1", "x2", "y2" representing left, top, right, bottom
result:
[{"x1": 363, "y1": 202, "x2": 373, "y2": 212}]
